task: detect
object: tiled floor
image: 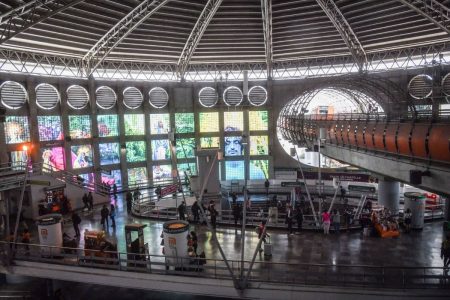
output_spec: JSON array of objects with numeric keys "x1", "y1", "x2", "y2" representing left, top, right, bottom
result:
[{"x1": 27, "y1": 194, "x2": 448, "y2": 268}]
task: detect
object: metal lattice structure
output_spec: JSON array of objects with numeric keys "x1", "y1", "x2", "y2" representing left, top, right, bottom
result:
[{"x1": 0, "y1": 0, "x2": 449, "y2": 80}]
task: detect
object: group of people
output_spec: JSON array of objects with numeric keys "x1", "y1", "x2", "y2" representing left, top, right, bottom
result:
[
  {"x1": 82, "y1": 192, "x2": 94, "y2": 211},
  {"x1": 125, "y1": 189, "x2": 141, "y2": 213},
  {"x1": 178, "y1": 200, "x2": 218, "y2": 229}
]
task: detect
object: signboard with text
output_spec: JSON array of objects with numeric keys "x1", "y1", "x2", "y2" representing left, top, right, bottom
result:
[
  {"x1": 297, "y1": 171, "x2": 377, "y2": 183},
  {"x1": 160, "y1": 184, "x2": 178, "y2": 197}
]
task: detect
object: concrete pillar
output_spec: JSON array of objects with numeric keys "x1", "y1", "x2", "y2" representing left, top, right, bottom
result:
[
  {"x1": 377, "y1": 179, "x2": 400, "y2": 213},
  {"x1": 444, "y1": 197, "x2": 450, "y2": 222}
]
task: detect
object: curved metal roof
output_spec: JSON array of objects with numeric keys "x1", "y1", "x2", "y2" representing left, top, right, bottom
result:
[{"x1": 0, "y1": 0, "x2": 449, "y2": 79}]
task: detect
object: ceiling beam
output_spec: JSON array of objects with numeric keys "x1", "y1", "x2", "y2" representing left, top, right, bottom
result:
[
  {"x1": 315, "y1": 0, "x2": 367, "y2": 72},
  {"x1": 397, "y1": 0, "x2": 450, "y2": 35},
  {"x1": 82, "y1": 0, "x2": 170, "y2": 77},
  {"x1": 0, "y1": 0, "x2": 85, "y2": 45},
  {"x1": 261, "y1": 0, "x2": 273, "y2": 79},
  {"x1": 177, "y1": 0, "x2": 223, "y2": 80}
]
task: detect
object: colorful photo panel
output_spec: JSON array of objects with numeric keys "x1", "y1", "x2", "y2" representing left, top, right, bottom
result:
[
  {"x1": 175, "y1": 113, "x2": 194, "y2": 133},
  {"x1": 71, "y1": 145, "x2": 93, "y2": 169},
  {"x1": 128, "y1": 167, "x2": 148, "y2": 187},
  {"x1": 41, "y1": 147, "x2": 65, "y2": 172},
  {"x1": 68, "y1": 115, "x2": 91, "y2": 139},
  {"x1": 224, "y1": 111, "x2": 243, "y2": 132},
  {"x1": 224, "y1": 136, "x2": 243, "y2": 156},
  {"x1": 37, "y1": 116, "x2": 63, "y2": 141},
  {"x1": 225, "y1": 161, "x2": 245, "y2": 180},
  {"x1": 199, "y1": 112, "x2": 219, "y2": 133},
  {"x1": 4, "y1": 116, "x2": 30, "y2": 144},
  {"x1": 152, "y1": 164, "x2": 172, "y2": 183},
  {"x1": 101, "y1": 169, "x2": 122, "y2": 187},
  {"x1": 249, "y1": 160, "x2": 269, "y2": 180},
  {"x1": 150, "y1": 113, "x2": 170, "y2": 135},
  {"x1": 151, "y1": 139, "x2": 171, "y2": 160},
  {"x1": 176, "y1": 138, "x2": 195, "y2": 159},
  {"x1": 99, "y1": 143, "x2": 120, "y2": 165},
  {"x1": 11, "y1": 151, "x2": 28, "y2": 170},
  {"x1": 97, "y1": 115, "x2": 119, "y2": 137},
  {"x1": 249, "y1": 111, "x2": 268, "y2": 131},
  {"x1": 124, "y1": 114, "x2": 145, "y2": 136},
  {"x1": 200, "y1": 137, "x2": 220, "y2": 148},
  {"x1": 126, "y1": 141, "x2": 146, "y2": 162},
  {"x1": 250, "y1": 135, "x2": 269, "y2": 155},
  {"x1": 178, "y1": 163, "x2": 197, "y2": 178}
]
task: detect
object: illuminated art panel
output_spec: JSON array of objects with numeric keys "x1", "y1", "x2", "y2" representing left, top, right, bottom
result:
[
  {"x1": 150, "y1": 113, "x2": 170, "y2": 134},
  {"x1": 199, "y1": 112, "x2": 219, "y2": 132},
  {"x1": 128, "y1": 167, "x2": 148, "y2": 187},
  {"x1": 250, "y1": 135, "x2": 269, "y2": 155},
  {"x1": 176, "y1": 138, "x2": 195, "y2": 159},
  {"x1": 79, "y1": 173, "x2": 94, "y2": 185},
  {"x1": 151, "y1": 139, "x2": 170, "y2": 160},
  {"x1": 153, "y1": 164, "x2": 172, "y2": 183},
  {"x1": 68, "y1": 115, "x2": 91, "y2": 139},
  {"x1": 200, "y1": 137, "x2": 220, "y2": 148},
  {"x1": 224, "y1": 111, "x2": 243, "y2": 132},
  {"x1": 37, "y1": 116, "x2": 63, "y2": 141},
  {"x1": 124, "y1": 114, "x2": 145, "y2": 135},
  {"x1": 71, "y1": 145, "x2": 93, "y2": 169},
  {"x1": 224, "y1": 136, "x2": 243, "y2": 156},
  {"x1": 225, "y1": 161, "x2": 245, "y2": 180},
  {"x1": 99, "y1": 143, "x2": 120, "y2": 165},
  {"x1": 126, "y1": 141, "x2": 146, "y2": 162},
  {"x1": 175, "y1": 113, "x2": 194, "y2": 133},
  {"x1": 4, "y1": 116, "x2": 30, "y2": 144},
  {"x1": 178, "y1": 163, "x2": 197, "y2": 178},
  {"x1": 41, "y1": 147, "x2": 65, "y2": 171},
  {"x1": 102, "y1": 170, "x2": 122, "y2": 187},
  {"x1": 249, "y1": 160, "x2": 269, "y2": 179},
  {"x1": 249, "y1": 111, "x2": 268, "y2": 131},
  {"x1": 97, "y1": 115, "x2": 119, "y2": 137},
  {"x1": 11, "y1": 151, "x2": 28, "y2": 170}
]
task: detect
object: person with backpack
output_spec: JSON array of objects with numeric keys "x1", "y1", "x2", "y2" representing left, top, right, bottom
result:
[
  {"x1": 71, "y1": 211, "x2": 81, "y2": 238},
  {"x1": 441, "y1": 234, "x2": 450, "y2": 277}
]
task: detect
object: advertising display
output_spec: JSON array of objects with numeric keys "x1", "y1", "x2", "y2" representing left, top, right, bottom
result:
[
  {"x1": 150, "y1": 113, "x2": 170, "y2": 134},
  {"x1": 99, "y1": 143, "x2": 120, "y2": 165},
  {"x1": 200, "y1": 137, "x2": 220, "y2": 148},
  {"x1": 124, "y1": 114, "x2": 145, "y2": 135},
  {"x1": 176, "y1": 138, "x2": 195, "y2": 159},
  {"x1": 249, "y1": 111, "x2": 268, "y2": 131},
  {"x1": 37, "y1": 116, "x2": 63, "y2": 141},
  {"x1": 71, "y1": 145, "x2": 93, "y2": 169},
  {"x1": 225, "y1": 160, "x2": 245, "y2": 180},
  {"x1": 4, "y1": 116, "x2": 30, "y2": 144},
  {"x1": 224, "y1": 111, "x2": 243, "y2": 131},
  {"x1": 151, "y1": 139, "x2": 171, "y2": 160},
  {"x1": 297, "y1": 171, "x2": 378, "y2": 183},
  {"x1": 224, "y1": 136, "x2": 243, "y2": 156},
  {"x1": 153, "y1": 164, "x2": 172, "y2": 182},
  {"x1": 79, "y1": 173, "x2": 94, "y2": 185},
  {"x1": 11, "y1": 151, "x2": 28, "y2": 170},
  {"x1": 41, "y1": 147, "x2": 65, "y2": 171},
  {"x1": 175, "y1": 113, "x2": 194, "y2": 133},
  {"x1": 127, "y1": 167, "x2": 148, "y2": 187},
  {"x1": 101, "y1": 169, "x2": 122, "y2": 187},
  {"x1": 250, "y1": 135, "x2": 269, "y2": 155},
  {"x1": 68, "y1": 115, "x2": 91, "y2": 139},
  {"x1": 126, "y1": 141, "x2": 146, "y2": 162},
  {"x1": 178, "y1": 163, "x2": 197, "y2": 178},
  {"x1": 249, "y1": 160, "x2": 269, "y2": 179},
  {"x1": 97, "y1": 115, "x2": 119, "y2": 137},
  {"x1": 199, "y1": 112, "x2": 219, "y2": 132}
]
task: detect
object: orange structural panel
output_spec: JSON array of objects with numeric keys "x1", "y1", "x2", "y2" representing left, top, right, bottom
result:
[
  {"x1": 355, "y1": 122, "x2": 365, "y2": 148},
  {"x1": 428, "y1": 124, "x2": 450, "y2": 162},
  {"x1": 342, "y1": 121, "x2": 352, "y2": 145},
  {"x1": 373, "y1": 122, "x2": 385, "y2": 151},
  {"x1": 396, "y1": 123, "x2": 412, "y2": 157},
  {"x1": 364, "y1": 122, "x2": 376, "y2": 149},
  {"x1": 349, "y1": 123, "x2": 359, "y2": 147},
  {"x1": 331, "y1": 124, "x2": 339, "y2": 145},
  {"x1": 410, "y1": 123, "x2": 430, "y2": 159},
  {"x1": 384, "y1": 123, "x2": 398, "y2": 153}
]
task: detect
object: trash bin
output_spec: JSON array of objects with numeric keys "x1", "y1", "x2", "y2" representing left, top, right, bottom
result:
[{"x1": 37, "y1": 214, "x2": 63, "y2": 256}]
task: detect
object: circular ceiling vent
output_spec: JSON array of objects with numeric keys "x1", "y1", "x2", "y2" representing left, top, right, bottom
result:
[
  {"x1": 96, "y1": 86, "x2": 117, "y2": 109},
  {"x1": 248, "y1": 86, "x2": 267, "y2": 106},
  {"x1": 408, "y1": 74, "x2": 433, "y2": 100},
  {"x1": 123, "y1": 87, "x2": 143, "y2": 109},
  {"x1": 67, "y1": 85, "x2": 89, "y2": 110},
  {"x1": 0, "y1": 81, "x2": 28, "y2": 109},
  {"x1": 35, "y1": 83, "x2": 60, "y2": 110},
  {"x1": 149, "y1": 87, "x2": 168, "y2": 108},
  {"x1": 442, "y1": 73, "x2": 450, "y2": 97},
  {"x1": 223, "y1": 86, "x2": 243, "y2": 106},
  {"x1": 199, "y1": 87, "x2": 218, "y2": 107}
]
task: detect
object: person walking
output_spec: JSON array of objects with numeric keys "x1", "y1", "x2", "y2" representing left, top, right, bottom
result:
[
  {"x1": 178, "y1": 201, "x2": 186, "y2": 221},
  {"x1": 404, "y1": 208, "x2": 412, "y2": 233},
  {"x1": 441, "y1": 234, "x2": 450, "y2": 277},
  {"x1": 233, "y1": 202, "x2": 241, "y2": 227},
  {"x1": 257, "y1": 220, "x2": 269, "y2": 252},
  {"x1": 322, "y1": 209, "x2": 331, "y2": 235},
  {"x1": 286, "y1": 205, "x2": 294, "y2": 235},
  {"x1": 209, "y1": 206, "x2": 217, "y2": 230},
  {"x1": 332, "y1": 209, "x2": 341, "y2": 233},
  {"x1": 295, "y1": 206, "x2": 303, "y2": 233},
  {"x1": 87, "y1": 192, "x2": 94, "y2": 211},
  {"x1": 71, "y1": 211, "x2": 81, "y2": 238},
  {"x1": 191, "y1": 201, "x2": 200, "y2": 223},
  {"x1": 110, "y1": 204, "x2": 116, "y2": 229},
  {"x1": 100, "y1": 205, "x2": 109, "y2": 229},
  {"x1": 112, "y1": 183, "x2": 118, "y2": 199},
  {"x1": 126, "y1": 191, "x2": 133, "y2": 213}
]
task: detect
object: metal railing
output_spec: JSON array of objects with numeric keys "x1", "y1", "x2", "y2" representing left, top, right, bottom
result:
[{"x1": 2, "y1": 241, "x2": 449, "y2": 290}]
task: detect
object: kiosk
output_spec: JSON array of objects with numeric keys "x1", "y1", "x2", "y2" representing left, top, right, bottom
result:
[
  {"x1": 37, "y1": 214, "x2": 63, "y2": 256},
  {"x1": 125, "y1": 223, "x2": 148, "y2": 265}
]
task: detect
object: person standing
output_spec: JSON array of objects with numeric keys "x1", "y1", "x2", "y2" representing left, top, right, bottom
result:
[
  {"x1": 190, "y1": 231, "x2": 198, "y2": 254},
  {"x1": 71, "y1": 211, "x2": 81, "y2": 238},
  {"x1": 286, "y1": 205, "x2": 294, "y2": 235},
  {"x1": 112, "y1": 183, "x2": 118, "y2": 199},
  {"x1": 87, "y1": 192, "x2": 94, "y2": 211},
  {"x1": 295, "y1": 206, "x2": 303, "y2": 233},
  {"x1": 21, "y1": 229, "x2": 30, "y2": 253},
  {"x1": 322, "y1": 209, "x2": 331, "y2": 235},
  {"x1": 133, "y1": 189, "x2": 141, "y2": 203},
  {"x1": 100, "y1": 205, "x2": 109, "y2": 229},
  {"x1": 110, "y1": 204, "x2": 116, "y2": 229},
  {"x1": 441, "y1": 234, "x2": 450, "y2": 277},
  {"x1": 126, "y1": 191, "x2": 133, "y2": 213},
  {"x1": 233, "y1": 202, "x2": 241, "y2": 227},
  {"x1": 209, "y1": 206, "x2": 217, "y2": 230},
  {"x1": 404, "y1": 208, "x2": 412, "y2": 233},
  {"x1": 264, "y1": 179, "x2": 270, "y2": 197},
  {"x1": 332, "y1": 209, "x2": 340, "y2": 233},
  {"x1": 178, "y1": 201, "x2": 186, "y2": 221},
  {"x1": 340, "y1": 186, "x2": 346, "y2": 202},
  {"x1": 258, "y1": 220, "x2": 269, "y2": 252},
  {"x1": 191, "y1": 201, "x2": 200, "y2": 223},
  {"x1": 82, "y1": 193, "x2": 88, "y2": 211}
]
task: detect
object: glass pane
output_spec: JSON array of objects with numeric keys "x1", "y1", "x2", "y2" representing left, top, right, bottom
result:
[
  {"x1": 249, "y1": 160, "x2": 269, "y2": 179},
  {"x1": 37, "y1": 116, "x2": 63, "y2": 141},
  {"x1": 153, "y1": 165, "x2": 173, "y2": 183},
  {"x1": 68, "y1": 115, "x2": 91, "y2": 139},
  {"x1": 102, "y1": 170, "x2": 122, "y2": 188},
  {"x1": 124, "y1": 114, "x2": 145, "y2": 135},
  {"x1": 175, "y1": 113, "x2": 194, "y2": 133},
  {"x1": 151, "y1": 139, "x2": 171, "y2": 160},
  {"x1": 199, "y1": 112, "x2": 219, "y2": 133},
  {"x1": 225, "y1": 161, "x2": 245, "y2": 180},
  {"x1": 41, "y1": 147, "x2": 65, "y2": 171},
  {"x1": 224, "y1": 111, "x2": 243, "y2": 131},
  {"x1": 200, "y1": 137, "x2": 220, "y2": 148},
  {"x1": 250, "y1": 135, "x2": 269, "y2": 155},
  {"x1": 97, "y1": 115, "x2": 119, "y2": 137},
  {"x1": 178, "y1": 163, "x2": 197, "y2": 178},
  {"x1": 176, "y1": 138, "x2": 195, "y2": 159},
  {"x1": 224, "y1": 136, "x2": 244, "y2": 156},
  {"x1": 4, "y1": 116, "x2": 30, "y2": 144},
  {"x1": 249, "y1": 111, "x2": 268, "y2": 131},
  {"x1": 128, "y1": 167, "x2": 148, "y2": 187},
  {"x1": 71, "y1": 145, "x2": 93, "y2": 169},
  {"x1": 150, "y1": 113, "x2": 170, "y2": 134},
  {"x1": 126, "y1": 141, "x2": 147, "y2": 162},
  {"x1": 99, "y1": 143, "x2": 120, "y2": 165}
]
